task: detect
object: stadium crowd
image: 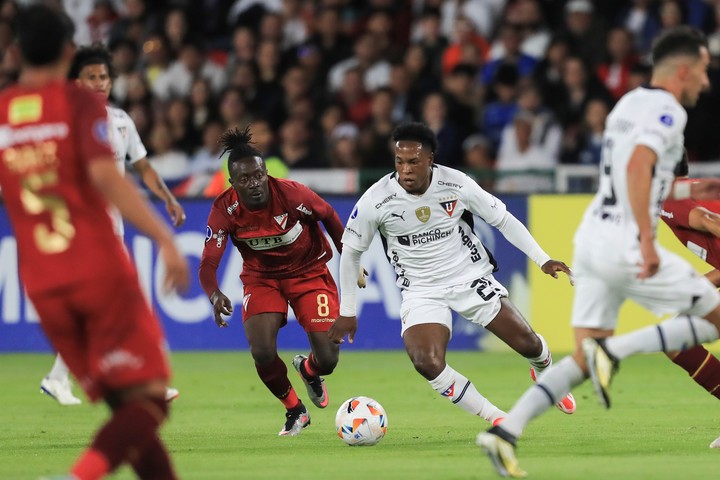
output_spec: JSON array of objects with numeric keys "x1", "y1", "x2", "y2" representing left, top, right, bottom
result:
[{"x1": 2, "y1": 0, "x2": 720, "y2": 195}]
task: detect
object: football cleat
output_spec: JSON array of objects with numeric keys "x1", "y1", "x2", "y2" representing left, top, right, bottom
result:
[
  {"x1": 40, "y1": 377, "x2": 82, "y2": 406},
  {"x1": 710, "y1": 436, "x2": 720, "y2": 449},
  {"x1": 582, "y1": 337, "x2": 619, "y2": 409},
  {"x1": 278, "y1": 404, "x2": 311, "y2": 436},
  {"x1": 477, "y1": 427, "x2": 527, "y2": 478},
  {"x1": 292, "y1": 355, "x2": 328, "y2": 408},
  {"x1": 530, "y1": 367, "x2": 576, "y2": 414},
  {"x1": 165, "y1": 387, "x2": 180, "y2": 403}
]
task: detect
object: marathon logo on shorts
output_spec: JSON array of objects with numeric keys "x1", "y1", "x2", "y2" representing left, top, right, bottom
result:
[
  {"x1": 99, "y1": 349, "x2": 143, "y2": 374},
  {"x1": 243, "y1": 221, "x2": 303, "y2": 250},
  {"x1": 310, "y1": 318, "x2": 335, "y2": 323}
]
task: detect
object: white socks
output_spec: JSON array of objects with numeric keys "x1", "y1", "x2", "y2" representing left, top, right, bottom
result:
[
  {"x1": 501, "y1": 356, "x2": 585, "y2": 437},
  {"x1": 526, "y1": 333, "x2": 552, "y2": 372},
  {"x1": 429, "y1": 364, "x2": 506, "y2": 423},
  {"x1": 605, "y1": 315, "x2": 720, "y2": 360},
  {"x1": 47, "y1": 354, "x2": 70, "y2": 382}
]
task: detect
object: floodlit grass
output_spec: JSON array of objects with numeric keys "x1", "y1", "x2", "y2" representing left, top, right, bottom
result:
[{"x1": 1, "y1": 351, "x2": 718, "y2": 479}]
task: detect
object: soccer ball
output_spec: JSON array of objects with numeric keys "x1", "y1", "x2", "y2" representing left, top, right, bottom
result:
[{"x1": 335, "y1": 396, "x2": 388, "y2": 446}]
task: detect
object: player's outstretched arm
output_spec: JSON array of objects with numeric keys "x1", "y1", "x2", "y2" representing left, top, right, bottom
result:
[
  {"x1": 329, "y1": 245, "x2": 364, "y2": 344},
  {"x1": 209, "y1": 289, "x2": 233, "y2": 328},
  {"x1": 627, "y1": 145, "x2": 659, "y2": 278},
  {"x1": 705, "y1": 269, "x2": 720, "y2": 288},
  {"x1": 88, "y1": 160, "x2": 189, "y2": 293},
  {"x1": 133, "y1": 158, "x2": 186, "y2": 227}
]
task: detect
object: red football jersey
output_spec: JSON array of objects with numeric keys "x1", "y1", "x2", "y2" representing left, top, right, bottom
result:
[
  {"x1": 662, "y1": 198, "x2": 720, "y2": 270},
  {"x1": 199, "y1": 177, "x2": 344, "y2": 297},
  {"x1": 0, "y1": 81, "x2": 134, "y2": 294}
]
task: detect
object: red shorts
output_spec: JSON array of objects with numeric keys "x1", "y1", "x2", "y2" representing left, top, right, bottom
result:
[
  {"x1": 30, "y1": 273, "x2": 170, "y2": 402},
  {"x1": 240, "y1": 265, "x2": 339, "y2": 332}
]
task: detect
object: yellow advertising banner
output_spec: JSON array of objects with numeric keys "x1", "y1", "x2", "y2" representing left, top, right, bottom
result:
[{"x1": 528, "y1": 194, "x2": 717, "y2": 353}]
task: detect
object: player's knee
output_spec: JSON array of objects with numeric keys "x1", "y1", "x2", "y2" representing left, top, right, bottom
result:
[
  {"x1": 517, "y1": 334, "x2": 543, "y2": 358},
  {"x1": 409, "y1": 351, "x2": 444, "y2": 379},
  {"x1": 250, "y1": 346, "x2": 276, "y2": 366}
]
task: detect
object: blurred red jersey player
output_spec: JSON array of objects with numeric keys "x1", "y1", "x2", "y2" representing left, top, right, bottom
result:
[
  {"x1": 0, "y1": 5, "x2": 189, "y2": 479},
  {"x1": 199, "y1": 126, "x2": 350, "y2": 436},
  {"x1": 663, "y1": 193, "x2": 720, "y2": 448}
]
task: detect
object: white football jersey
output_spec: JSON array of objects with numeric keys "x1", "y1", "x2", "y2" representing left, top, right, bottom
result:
[
  {"x1": 343, "y1": 164, "x2": 508, "y2": 290},
  {"x1": 575, "y1": 87, "x2": 686, "y2": 255},
  {"x1": 106, "y1": 105, "x2": 148, "y2": 235}
]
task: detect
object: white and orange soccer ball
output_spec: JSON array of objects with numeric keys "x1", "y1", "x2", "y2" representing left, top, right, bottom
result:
[{"x1": 335, "y1": 396, "x2": 388, "y2": 446}]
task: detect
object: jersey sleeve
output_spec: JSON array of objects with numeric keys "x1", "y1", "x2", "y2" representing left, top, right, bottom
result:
[
  {"x1": 124, "y1": 111, "x2": 148, "y2": 164},
  {"x1": 198, "y1": 201, "x2": 232, "y2": 298},
  {"x1": 662, "y1": 198, "x2": 696, "y2": 230},
  {"x1": 460, "y1": 174, "x2": 508, "y2": 227},
  {"x1": 72, "y1": 88, "x2": 114, "y2": 165},
  {"x1": 635, "y1": 101, "x2": 687, "y2": 159},
  {"x1": 342, "y1": 192, "x2": 379, "y2": 253}
]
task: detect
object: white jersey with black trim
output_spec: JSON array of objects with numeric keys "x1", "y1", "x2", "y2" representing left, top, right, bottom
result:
[
  {"x1": 343, "y1": 164, "x2": 507, "y2": 290},
  {"x1": 106, "y1": 105, "x2": 148, "y2": 236},
  {"x1": 575, "y1": 87, "x2": 686, "y2": 255}
]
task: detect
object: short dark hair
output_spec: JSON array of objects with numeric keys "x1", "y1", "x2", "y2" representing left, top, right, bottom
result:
[
  {"x1": 15, "y1": 4, "x2": 74, "y2": 67},
  {"x1": 68, "y1": 43, "x2": 115, "y2": 80},
  {"x1": 392, "y1": 122, "x2": 438, "y2": 153},
  {"x1": 651, "y1": 26, "x2": 707, "y2": 66},
  {"x1": 219, "y1": 125, "x2": 264, "y2": 172}
]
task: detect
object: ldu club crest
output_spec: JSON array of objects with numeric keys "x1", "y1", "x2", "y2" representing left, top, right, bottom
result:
[{"x1": 415, "y1": 206, "x2": 431, "y2": 223}]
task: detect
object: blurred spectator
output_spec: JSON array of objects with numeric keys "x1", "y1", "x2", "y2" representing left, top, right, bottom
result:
[
  {"x1": 495, "y1": 0, "x2": 551, "y2": 60},
  {"x1": 359, "y1": 87, "x2": 396, "y2": 169},
  {"x1": 442, "y1": 63, "x2": 481, "y2": 138},
  {"x1": 127, "y1": 101, "x2": 153, "y2": 145},
  {"x1": 412, "y1": 7, "x2": 448, "y2": 78},
  {"x1": 268, "y1": 116, "x2": 320, "y2": 169},
  {"x1": 153, "y1": 38, "x2": 226, "y2": 101},
  {"x1": 189, "y1": 77, "x2": 215, "y2": 132},
  {"x1": 481, "y1": 63, "x2": 520, "y2": 151},
  {"x1": 226, "y1": 26, "x2": 256, "y2": 74},
  {"x1": 441, "y1": 16, "x2": 490, "y2": 75},
  {"x1": 109, "y1": 38, "x2": 138, "y2": 105},
  {"x1": 495, "y1": 110, "x2": 558, "y2": 193},
  {"x1": 562, "y1": 0, "x2": 608, "y2": 66},
  {"x1": 481, "y1": 23, "x2": 538, "y2": 86},
  {"x1": 217, "y1": 86, "x2": 252, "y2": 130},
  {"x1": 163, "y1": 8, "x2": 189, "y2": 58},
  {"x1": 329, "y1": 122, "x2": 362, "y2": 168},
  {"x1": 304, "y1": 7, "x2": 353, "y2": 81},
  {"x1": 617, "y1": 0, "x2": 662, "y2": 55},
  {"x1": 626, "y1": 61, "x2": 652, "y2": 91},
  {"x1": 147, "y1": 121, "x2": 191, "y2": 185},
  {"x1": 554, "y1": 55, "x2": 614, "y2": 129},
  {"x1": 108, "y1": 0, "x2": 157, "y2": 46},
  {"x1": 463, "y1": 133, "x2": 494, "y2": 170},
  {"x1": 335, "y1": 66, "x2": 372, "y2": 127},
  {"x1": 402, "y1": 44, "x2": 440, "y2": 103},
  {"x1": 365, "y1": 8, "x2": 399, "y2": 61},
  {"x1": 278, "y1": 0, "x2": 309, "y2": 49},
  {"x1": 139, "y1": 33, "x2": 172, "y2": 91},
  {"x1": 388, "y1": 63, "x2": 416, "y2": 123},
  {"x1": 165, "y1": 97, "x2": 198, "y2": 154},
  {"x1": 421, "y1": 92, "x2": 463, "y2": 167},
  {"x1": 659, "y1": 0, "x2": 685, "y2": 32},
  {"x1": 87, "y1": 0, "x2": 118, "y2": 44},
  {"x1": 596, "y1": 27, "x2": 638, "y2": 101},
  {"x1": 577, "y1": 98, "x2": 609, "y2": 166},
  {"x1": 187, "y1": 119, "x2": 226, "y2": 184},
  {"x1": 328, "y1": 32, "x2": 391, "y2": 93},
  {"x1": 532, "y1": 34, "x2": 570, "y2": 112}
]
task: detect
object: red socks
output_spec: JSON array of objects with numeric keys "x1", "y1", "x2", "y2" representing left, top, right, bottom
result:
[
  {"x1": 256, "y1": 355, "x2": 300, "y2": 409},
  {"x1": 71, "y1": 397, "x2": 176, "y2": 480},
  {"x1": 672, "y1": 346, "x2": 720, "y2": 399}
]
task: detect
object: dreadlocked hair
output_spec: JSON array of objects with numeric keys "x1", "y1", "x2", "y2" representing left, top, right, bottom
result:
[{"x1": 219, "y1": 125, "x2": 263, "y2": 163}]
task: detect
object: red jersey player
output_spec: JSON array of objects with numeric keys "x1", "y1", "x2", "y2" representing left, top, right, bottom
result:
[
  {"x1": 0, "y1": 5, "x2": 189, "y2": 479},
  {"x1": 199, "y1": 126, "x2": 347, "y2": 436},
  {"x1": 663, "y1": 193, "x2": 720, "y2": 449}
]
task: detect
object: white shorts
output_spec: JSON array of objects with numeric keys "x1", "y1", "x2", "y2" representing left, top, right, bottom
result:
[
  {"x1": 399, "y1": 275, "x2": 508, "y2": 338},
  {"x1": 571, "y1": 244, "x2": 720, "y2": 330}
]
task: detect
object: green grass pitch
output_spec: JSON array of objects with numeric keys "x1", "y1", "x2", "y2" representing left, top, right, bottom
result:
[{"x1": 1, "y1": 350, "x2": 718, "y2": 479}]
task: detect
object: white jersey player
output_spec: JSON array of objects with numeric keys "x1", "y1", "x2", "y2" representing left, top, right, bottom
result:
[
  {"x1": 480, "y1": 26, "x2": 720, "y2": 478},
  {"x1": 40, "y1": 44, "x2": 185, "y2": 406},
  {"x1": 329, "y1": 122, "x2": 576, "y2": 427}
]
